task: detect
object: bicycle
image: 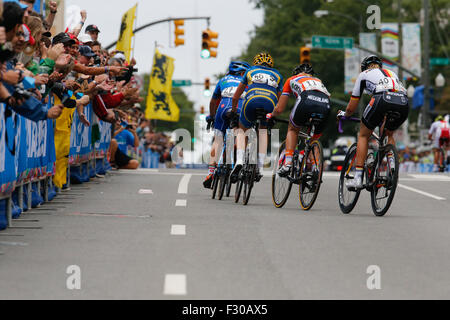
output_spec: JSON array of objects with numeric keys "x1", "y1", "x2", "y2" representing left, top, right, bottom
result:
[
  {"x1": 437, "y1": 139, "x2": 449, "y2": 172},
  {"x1": 270, "y1": 115, "x2": 325, "y2": 210},
  {"x1": 207, "y1": 113, "x2": 237, "y2": 200},
  {"x1": 234, "y1": 108, "x2": 268, "y2": 206},
  {"x1": 337, "y1": 112, "x2": 401, "y2": 216}
]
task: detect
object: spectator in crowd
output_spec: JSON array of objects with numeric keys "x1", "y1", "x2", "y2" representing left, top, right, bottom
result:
[
  {"x1": 1, "y1": 0, "x2": 143, "y2": 171},
  {"x1": 110, "y1": 117, "x2": 140, "y2": 170},
  {"x1": 85, "y1": 24, "x2": 100, "y2": 42}
]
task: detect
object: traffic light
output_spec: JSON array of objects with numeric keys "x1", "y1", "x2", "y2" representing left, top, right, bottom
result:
[
  {"x1": 174, "y1": 20, "x2": 185, "y2": 47},
  {"x1": 300, "y1": 46, "x2": 311, "y2": 64},
  {"x1": 204, "y1": 78, "x2": 211, "y2": 96},
  {"x1": 200, "y1": 106, "x2": 205, "y2": 114},
  {"x1": 201, "y1": 29, "x2": 219, "y2": 59}
]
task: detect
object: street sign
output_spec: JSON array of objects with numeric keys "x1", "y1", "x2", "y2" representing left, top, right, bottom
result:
[
  {"x1": 312, "y1": 35, "x2": 354, "y2": 50},
  {"x1": 172, "y1": 80, "x2": 192, "y2": 87},
  {"x1": 430, "y1": 58, "x2": 449, "y2": 66}
]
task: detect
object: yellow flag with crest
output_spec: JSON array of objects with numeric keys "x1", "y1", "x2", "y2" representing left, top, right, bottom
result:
[
  {"x1": 116, "y1": 4, "x2": 137, "y2": 62},
  {"x1": 145, "y1": 49, "x2": 180, "y2": 122}
]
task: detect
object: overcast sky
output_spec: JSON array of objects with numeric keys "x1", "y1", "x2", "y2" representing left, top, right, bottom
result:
[{"x1": 65, "y1": 0, "x2": 264, "y2": 110}]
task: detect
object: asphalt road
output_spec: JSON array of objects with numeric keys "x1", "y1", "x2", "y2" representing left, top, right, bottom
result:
[{"x1": 0, "y1": 169, "x2": 449, "y2": 299}]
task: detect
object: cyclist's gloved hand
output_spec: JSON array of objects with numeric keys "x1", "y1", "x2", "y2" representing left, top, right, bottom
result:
[
  {"x1": 337, "y1": 110, "x2": 346, "y2": 119},
  {"x1": 266, "y1": 113, "x2": 273, "y2": 120}
]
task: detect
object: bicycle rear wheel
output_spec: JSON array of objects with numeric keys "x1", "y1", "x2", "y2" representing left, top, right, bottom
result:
[
  {"x1": 226, "y1": 166, "x2": 233, "y2": 197},
  {"x1": 371, "y1": 144, "x2": 399, "y2": 216},
  {"x1": 338, "y1": 143, "x2": 361, "y2": 214},
  {"x1": 211, "y1": 172, "x2": 219, "y2": 199},
  {"x1": 234, "y1": 173, "x2": 243, "y2": 203},
  {"x1": 272, "y1": 141, "x2": 293, "y2": 208},
  {"x1": 439, "y1": 147, "x2": 446, "y2": 172},
  {"x1": 243, "y1": 164, "x2": 256, "y2": 206},
  {"x1": 299, "y1": 140, "x2": 323, "y2": 211},
  {"x1": 218, "y1": 170, "x2": 227, "y2": 200}
]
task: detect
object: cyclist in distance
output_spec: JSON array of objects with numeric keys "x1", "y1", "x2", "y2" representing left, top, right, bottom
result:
[
  {"x1": 203, "y1": 61, "x2": 250, "y2": 188},
  {"x1": 267, "y1": 64, "x2": 331, "y2": 176},
  {"x1": 230, "y1": 52, "x2": 284, "y2": 182},
  {"x1": 338, "y1": 55, "x2": 409, "y2": 189},
  {"x1": 428, "y1": 115, "x2": 450, "y2": 172}
]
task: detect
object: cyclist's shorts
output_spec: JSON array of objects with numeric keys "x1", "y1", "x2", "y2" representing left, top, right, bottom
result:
[
  {"x1": 362, "y1": 92, "x2": 409, "y2": 131},
  {"x1": 290, "y1": 91, "x2": 331, "y2": 135},
  {"x1": 214, "y1": 98, "x2": 243, "y2": 133},
  {"x1": 240, "y1": 91, "x2": 276, "y2": 129}
]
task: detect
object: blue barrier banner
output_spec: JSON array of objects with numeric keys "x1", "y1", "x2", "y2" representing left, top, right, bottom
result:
[
  {"x1": 70, "y1": 104, "x2": 93, "y2": 164},
  {"x1": 0, "y1": 103, "x2": 18, "y2": 195},
  {"x1": 94, "y1": 119, "x2": 112, "y2": 157},
  {"x1": 25, "y1": 118, "x2": 49, "y2": 179}
]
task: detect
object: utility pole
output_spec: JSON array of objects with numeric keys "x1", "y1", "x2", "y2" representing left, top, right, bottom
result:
[
  {"x1": 398, "y1": 0, "x2": 410, "y2": 145},
  {"x1": 422, "y1": 0, "x2": 431, "y2": 136}
]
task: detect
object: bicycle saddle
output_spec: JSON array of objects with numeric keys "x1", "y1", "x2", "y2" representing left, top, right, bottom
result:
[
  {"x1": 386, "y1": 111, "x2": 401, "y2": 120},
  {"x1": 255, "y1": 108, "x2": 269, "y2": 120}
]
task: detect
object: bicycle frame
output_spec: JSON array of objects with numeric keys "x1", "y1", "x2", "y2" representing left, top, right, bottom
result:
[{"x1": 339, "y1": 115, "x2": 394, "y2": 191}]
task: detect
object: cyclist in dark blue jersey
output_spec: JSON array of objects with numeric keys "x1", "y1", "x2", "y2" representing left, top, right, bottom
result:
[
  {"x1": 230, "y1": 52, "x2": 283, "y2": 182},
  {"x1": 203, "y1": 61, "x2": 250, "y2": 188}
]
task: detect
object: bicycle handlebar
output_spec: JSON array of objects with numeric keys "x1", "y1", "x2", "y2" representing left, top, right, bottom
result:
[{"x1": 338, "y1": 116, "x2": 360, "y2": 134}]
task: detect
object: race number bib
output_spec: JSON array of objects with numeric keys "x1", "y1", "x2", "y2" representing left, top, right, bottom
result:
[
  {"x1": 293, "y1": 79, "x2": 330, "y2": 96},
  {"x1": 251, "y1": 73, "x2": 278, "y2": 88},
  {"x1": 376, "y1": 77, "x2": 406, "y2": 93},
  {"x1": 222, "y1": 86, "x2": 237, "y2": 98}
]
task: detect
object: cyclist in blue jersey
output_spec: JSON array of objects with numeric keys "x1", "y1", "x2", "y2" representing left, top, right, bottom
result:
[
  {"x1": 203, "y1": 61, "x2": 250, "y2": 188},
  {"x1": 230, "y1": 52, "x2": 283, "y2": 182}
]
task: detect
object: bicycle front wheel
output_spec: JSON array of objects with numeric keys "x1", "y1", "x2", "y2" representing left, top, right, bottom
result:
[
  {"x1": 299, "y1": 140, "x2": 323, "y2": 211},
  {"x1": 272, "y1": 141, "x2": 293, "y2": 208},
  {"x1": 338, "y1": 143, "x2": 361, "y2": 214},
  {"x1": 371, "y1": 144, "x2": 399, "y2": 216}
]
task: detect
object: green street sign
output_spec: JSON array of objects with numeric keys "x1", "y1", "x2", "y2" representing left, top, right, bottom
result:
[
  {"x1": 430, "y1": 58, "x2": 449, "y2": 66},
  {"x1": 172, "y1": 80, "x2": 192, "y2": 87},
  {"x1": 312, "y1": 35, "x2": 354, "y2": 50}
]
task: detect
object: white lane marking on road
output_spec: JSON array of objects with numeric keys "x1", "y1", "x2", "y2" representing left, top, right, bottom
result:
[
  {"x1": 176, "y1": 199, "x2": 187, "y2": 207},
  {"x1": 164, "y1": 274, "x2": 187, "y2": 295},
  {"x1": 171, "y1": 225, "x2": 186, "y2": 235},
  {"x1": 178, "y1": 174, "x2": 192, "y2": 194},
  {"x1": 408, "y1": 174, "x2": 450, "y2": 181},
  {"x1": 0, "y1": 241, "x2": 29, "y2": 246},
  {"x1": 398, "y1": 184, "x2": 446, "y2": 201},
  {"x1": 138, "y1": 189, "x2": 153, "y2": 194}
]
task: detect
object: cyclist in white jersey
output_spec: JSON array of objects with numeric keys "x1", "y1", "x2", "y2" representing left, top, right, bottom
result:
[
  {"x1": 338, "y1": 55, "x2": 409, "y2": 189},
  {"x1": 428, "y1": 115, "x2": 450, "y2": 171}
]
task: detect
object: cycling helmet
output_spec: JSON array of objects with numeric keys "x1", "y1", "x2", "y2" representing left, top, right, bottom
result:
[
  {"x1": 435, "y1": 115, "x2": 444, "y2": 122},
  {"x1": 361, "y1": 55, "x2": 382, "y2": 71},
  {"x1": 292, "y1": 63, "x2": 314, "y2": 76},
  {"x1": 253, "y1": 52, "x2": 274, "y2": 68},
  {"x1": 228, "y1": 61, "x2": 250, "y2": 75}
]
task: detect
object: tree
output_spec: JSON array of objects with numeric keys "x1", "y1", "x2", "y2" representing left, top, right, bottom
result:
[{"x1": 240, "y1": 0, "x2": 449, "y2": 146}]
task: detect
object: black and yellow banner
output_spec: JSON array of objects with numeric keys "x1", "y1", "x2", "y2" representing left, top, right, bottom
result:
[
  {"x1": 116, "y1": 4, "x2": 137, "y2": 62},
  {"x1": 145, "y1": 49, "x2": 180, "y2": 122}
]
